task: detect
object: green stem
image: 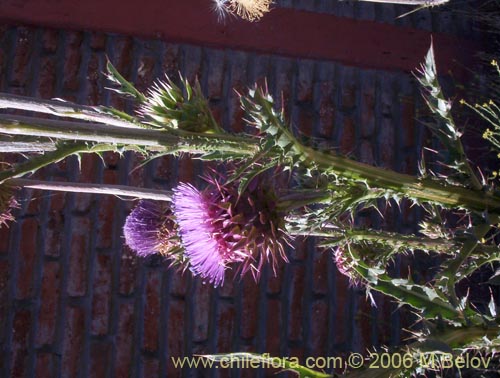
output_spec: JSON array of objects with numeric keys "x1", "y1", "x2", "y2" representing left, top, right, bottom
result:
[
  {"x1": 0, "y1": 115, "x2": 257, "y2": 156},
  {"x1": 7, "y1": 178, "x2": 172, "y2": 201},
  {"x1": 2, "y1": 114, "x2": 500, "y2": 213},
  {"x1": 439, "y1": 222, "x2": 493, "y2": 308},
  {"x1": 303, "y1": 146, "x2": 500, "y2": 212},
  {"x1": 0, "y1": 135, "x2": 56, "y2": 152},
  {"x1": 277, "y1": 190, "x2": 331, "y2": 211}
]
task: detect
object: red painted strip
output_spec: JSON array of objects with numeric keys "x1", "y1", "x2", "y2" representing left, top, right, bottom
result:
[{"x1": 0, "y1": 0, "x2": 476, "y2": 75}]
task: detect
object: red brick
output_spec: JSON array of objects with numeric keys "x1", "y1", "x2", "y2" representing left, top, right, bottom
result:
[
  {"x1": 142, "y1": 357, "x2": 159, "y2": 377},
  {"x1": 333, "y1": 273, "x2": 349, "y2": 345},
  {"x1": 215, "y1": 302, "x2": 235, "y2": 351},
  {"x1": 0, "y1": 260, "x2": 9, "y2": 319},
  {"x1": 379, "y1": 118, "x2": 395, "y2": 168},
  {"x1": 295, "y1": 105, "x2": 314, "y2": 138},
  {"x1": 161, "y1": 44, "x2": 180, "y2": 79},
  {"x1": 103, "y1": 152, "x2": 121, "y2": 169},
  {"x1": 316, "y1": 82, "x2": 335, "y2": 139},
  {"x1": 126, "y1": 154, "x2": 144, "y2": 187},
  {"x1": 217, "y1": 268, "x2": 236, "y2": 298},
  {"x1": 15, "y1": 218, "x2": 38, "y2": 299},
  {"x1": 10, "y1": 27, "x2": 34, "y2": 89},
  {"x1": 102, "y1": 165, "x2": 119, "y2": 185},
  {"x1": 143, "y1": 270, "x2": 162, "y2": 352},
  {"x1": 265, "y1": 298, "x2": 281, "y2": 355},
  {"x1": 267, "y1": 259, "x2": 285, "y2": 295},
  {"x1": 79, "y1": 154, "x2": 98, "y2": 183},
  {"x1": 38, "y1": 56, "x2": 56, "y2": 99},
  {"x1": 0, "y1": 226, "x2": 10, "y2": 254},
  {"x1": 340, "y1": 68, "x2": 357, "y2": 110},
  {"x1": 359, "y1": 140, "x2": 374, "y2": 165},
  {"x1": 10, "y1": 310, "x2": 31, "y2": 378},
  {"x1": 36, "y1": 261, "x2": 60, "y2": 346},
  {"x1": 192, "y1": 282, "x2": 211, "y2": 342},
  {"x1": 227, "y1": 52, "x2": 247, "y2": 132},
  {"x1": 61, "y1": 306, "x2": 85, "y2": 377},
  {"x1": 0, "y1": 48, "x2": 4, "y2": 89},
  {"x1": 250, "y1": 54, "x2": 270, "y2": 88},
  {"x1": 239, "y1": 275, "x2": 259, "y2": 340},
  {"x1": 355, "y1": 296, "x2": 374, "y2": 352},
  {"x1": 380, "y1": 75, "x2": 396, "y2": 120},
  {"x1": 206, "y1": 50, "x2": 225, "y2": 100},
  {"x1": 287, "y1": 265, "x2": 305, "y2": 342},
  {"x1": 115, "y1": 302, "x2": 135, "y2": 378},
  {"x1": 25, "y1": 192, "x2": 41, "y2": 216},
  {"x1": 135, "y1": 55, "x2": 156, "y2": 93},
  {"x1": 182, "y1": 45, "x2": 201, "y2": 82},
  {"x1": 401, "y1": 96, "x2": 416, "y2": 149},
  {"x1": 67, "y1": 217, "x2": 90, "y2": 297},
  {"x1": 296, "y1": 61, "x2": 314, "y2": 102},
  {"x1": 45, "y1": 195, "x2": 66, "y2": 257},
  {"x1": 91, "y1": 255, "x2": 111, "y2": 336},
  {"x1": 273, "y1": 58, "x2": 293, "y2": 107},
  {"x1": 96, "y1": 195, "x2": 117, "y2": 250},
  {"x1": 89, "y1": 341, "x2": 112, "y2": 378},
  {"x1": 177, "y1": 157, "x2": 195, "y2": 183},
  {"x1": 119, "y1": 247, "x2": 139, "y2": 296},
  {"x1": 35, "y1": 353, "x2": 54, "y2": 378},
  {"x1": 309, "y1": 300, "x2": 328, "y2": 356},
  {"x1": 111, "y1": 36, "x2": 134, "y2": 78},
  {"x1": 42, "y1": 30, "x2": 58, "y2": 53},
  {"x1": 312, "y1": 250, "x2": 329, "y2": 295},
  {"x1": 86, "y1": 53, "x2": 101, "y2": 105},
  {"x1": 63, "y1": 32, "x2": 83, "y2": 91},
  {"x1": 291, "y1": 238, "x2": 307, "y2": 261},
  {"x1": 340, "y1": 117, "x2": 356, "y2": 155},
  {"x1": 166, "y1": 299, "x2": 185, "y2": 376}
]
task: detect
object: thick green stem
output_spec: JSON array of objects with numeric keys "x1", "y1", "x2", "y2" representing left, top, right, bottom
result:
[
  {"x1": 0, "y1": 115, "x2": 257, "y2": 156},
  {"x1": 303, "y1": 146, "x2": 500, "y2": 212},
  {"x1": 8, "y1": 178, "x2": 172, "y2": 201},
  {"x1": 0, "y1": 135, "x2": 56, "y2": 152},
  {"x1": 2, "y1": 114, "x2": 500, "y2": 213},
  {"x1": 277, "y1": 191, "x2": 331, "y2": 211}
]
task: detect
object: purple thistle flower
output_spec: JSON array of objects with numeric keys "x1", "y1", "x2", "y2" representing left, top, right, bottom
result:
[
  {"x1": 123, "y1": 200, "x2": 183, "y2": 264},
  {"x1": 173, "y1": 183, "x2": 243, "y2": 287},
  {"x1": 173, "y1": 178, "x2": 289, "y2": 287}
]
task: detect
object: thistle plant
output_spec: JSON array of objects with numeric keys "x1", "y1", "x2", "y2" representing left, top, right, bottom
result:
[{"x1": 0, "y1": 43, "x2": 499, "y2": 377}]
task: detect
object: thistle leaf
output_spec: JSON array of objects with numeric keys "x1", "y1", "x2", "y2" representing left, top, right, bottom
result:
[
  {"x1": 416, "y1": 43, "x2": 482, "y2": 190},
  {"x1": 105, "y1": 60, "x2": 146, "y2": 103}
]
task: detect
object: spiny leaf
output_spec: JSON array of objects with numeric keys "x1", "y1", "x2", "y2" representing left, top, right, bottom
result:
[{"x1": 105, "y1": 60, "x2": 146, "y2": 103}]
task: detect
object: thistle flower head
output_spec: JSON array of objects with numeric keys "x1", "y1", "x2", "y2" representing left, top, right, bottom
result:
[
  {"x1": 212, "y1": 0, "x2": 272, "y2": 22},
  {"x1": 0, "y1": 183, "x2": 18, "y2": 228},
  {"x1": 123, "y1": 200, "x2": 185, "y2": 266},
  {"x1": 138, "y1": 75, "x2": 221, "y2": 133},
  {"x1": 173, "y1": 176, "x2": 288, "y2": 287}
]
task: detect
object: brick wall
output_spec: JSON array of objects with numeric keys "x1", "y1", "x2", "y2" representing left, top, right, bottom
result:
[{"x1": 0, "y1": 1, "x2": 483, "y2": 377}]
